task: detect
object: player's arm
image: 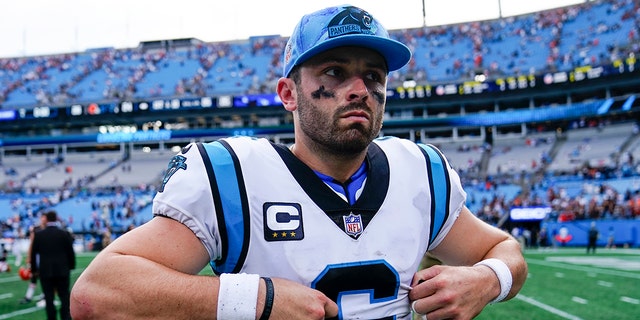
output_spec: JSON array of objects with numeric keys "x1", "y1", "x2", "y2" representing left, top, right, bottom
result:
[
  {"x1": 430, "y1": 206, "x2": 527, "y2": 299},
  {"x1": 70, "y1": 216, "x2": 338, "y2": 320},
  {"x1": 71, "y1": 216, "x2": 215, "y2": 319},
  {"x1": 409, "y1": 206, "x2": 527, "y2": 318}
]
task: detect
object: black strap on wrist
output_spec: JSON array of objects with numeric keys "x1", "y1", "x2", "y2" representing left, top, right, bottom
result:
[{"x1": 259, "y1": 277, "x2": 274, "y2": 320}]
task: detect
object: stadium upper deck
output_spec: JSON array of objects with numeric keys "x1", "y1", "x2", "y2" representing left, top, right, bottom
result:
[
  {"x1": 0, "y1": 0, "x2": 637, "y2": 106},
  {"x1": 0, "y1": 0, "x2": 638, "y2": 153}
]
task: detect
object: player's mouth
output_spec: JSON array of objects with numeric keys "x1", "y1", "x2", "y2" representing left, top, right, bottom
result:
[{"x1": 341, "y1": 110, "x2": 370, "y2": 123}]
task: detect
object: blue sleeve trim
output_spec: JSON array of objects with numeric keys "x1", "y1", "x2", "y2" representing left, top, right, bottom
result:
[
  {"x1": 418, "y1": 144, "x2": 451, "y2": 246},
  {"x1": 198, "y1": 140, "x2": 250, "y2": 274}
]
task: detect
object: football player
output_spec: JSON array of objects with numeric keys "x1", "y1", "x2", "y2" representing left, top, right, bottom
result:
[{"x1": 71, "y1": 5, "x2": 527, "y2": 319}]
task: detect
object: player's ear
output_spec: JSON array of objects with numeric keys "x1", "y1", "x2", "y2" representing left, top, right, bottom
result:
[{"x1": 277, "y1": 77, "x2": 297, "y2": 111}]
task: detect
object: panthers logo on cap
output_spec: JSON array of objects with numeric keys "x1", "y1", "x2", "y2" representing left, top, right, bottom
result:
[{"x1": 327, "y1": 6, "x2": 377, "y2": 38}]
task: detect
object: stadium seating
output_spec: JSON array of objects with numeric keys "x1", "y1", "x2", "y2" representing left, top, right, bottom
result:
[
  {"x1": 1, "y1": 0, "x2": 638, "y2": 107},
  {"x1": 547, "y1": 122, "x2": 634, "y2": 173},
  {"x1": 1, "y1": 0, "x2": 639, "y2": 243}
]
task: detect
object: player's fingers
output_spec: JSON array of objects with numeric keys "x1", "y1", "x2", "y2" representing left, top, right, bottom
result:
[
  {"x1": 411, "y1": 265, "x2": 441, "y2": 287},
  {"x1": 409, "y1": 270, "x2": 443, "y2": 302},
  {"x1": 411, "y1": 298, "x2": 441, "y2": 319},
  {"x1": 324, "y1": 298, "x2": 339, "y2": 318}
]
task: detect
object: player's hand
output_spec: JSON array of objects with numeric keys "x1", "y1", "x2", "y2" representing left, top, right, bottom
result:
[
  {"x1": 268, "y1": 277, "x2": 338, "y2": 319},
  {"x1": 408, "y1": 265, "x2": 497, "y2": 320}
]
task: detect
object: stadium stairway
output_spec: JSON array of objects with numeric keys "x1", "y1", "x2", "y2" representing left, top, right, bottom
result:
[
  {"x1": 478, "y1": 147, "x2": 492, "y2": 180},
  {"x1": 612, "y1": 129, "x2": 640, "y2": 164},
  {"x1": 545, "y1": 133, "x2": 566, "y2": 168}
]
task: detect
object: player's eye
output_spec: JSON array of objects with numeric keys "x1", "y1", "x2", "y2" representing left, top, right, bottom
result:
[
  {"x1": 366, "y1": 71, "x2": 383, "y2": 83},
  {"x1": 325, "y1": 67, "x2": 343, "y2": 78}
]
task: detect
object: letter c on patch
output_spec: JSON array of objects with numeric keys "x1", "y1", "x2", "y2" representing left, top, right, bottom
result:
[{"x1": 266, "y1": 205, "x2": 300, "y2": 231}]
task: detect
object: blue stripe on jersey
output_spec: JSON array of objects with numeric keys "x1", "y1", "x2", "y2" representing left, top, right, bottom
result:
[
  {"x1": 200, "y1": 141, "x2": 249, "y2": 274},
  {"x1": 418, "y1": 144, "x2": 451, "y2": 246}
]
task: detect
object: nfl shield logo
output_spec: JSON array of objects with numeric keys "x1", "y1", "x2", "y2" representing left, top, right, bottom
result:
[{"x1": 343, "y1": 213, "x2": 363, "y2": 237}]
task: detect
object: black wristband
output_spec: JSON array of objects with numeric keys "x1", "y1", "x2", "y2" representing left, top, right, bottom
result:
[{"x1": 259, "y1": 277, "x2": 274, "y2": 320}]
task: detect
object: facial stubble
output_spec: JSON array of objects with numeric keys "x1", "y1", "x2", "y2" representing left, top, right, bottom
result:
[{"x1": 297, "y1": 85, "x2": 384, "y2": 155}]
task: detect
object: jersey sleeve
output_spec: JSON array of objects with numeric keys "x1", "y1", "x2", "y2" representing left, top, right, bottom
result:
[
  {"x1": 420, "y1": 143, "x2": 467, "y2": 251},
  {"x1": 152, "y1": 143, "x2": 222, "y2": 261}
]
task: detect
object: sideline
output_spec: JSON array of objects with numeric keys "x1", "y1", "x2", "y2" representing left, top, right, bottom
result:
[
  {"x1": 517, "y1": 294, "x2": 584, "y2": 320},
  {"x1": 526, "y1": 258, "x2": 640, "y2": 279}
]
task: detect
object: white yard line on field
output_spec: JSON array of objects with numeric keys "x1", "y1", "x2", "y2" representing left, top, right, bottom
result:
[
  {"x1": 0, "y1": 293, "x2": 13, "y2": 300},
  {"x1": 596, "y1": 280, "x2": 613, "y2": 287},
  {"x1": 0, "y1": 305, "x2": 42, "y2": 320},
  {"x1": 571, "y1": 297, "x2": 588, "y2": 304},
  {"x1": 620, "y1": 296, "x2": 640, "y2": 305},
  {"x1": 517, "y1": 294, "x2": 584, "y2": 320}
]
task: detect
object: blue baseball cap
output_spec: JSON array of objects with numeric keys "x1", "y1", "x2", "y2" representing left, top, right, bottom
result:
[{"x1": 282, "y1": 4, "x2": 412, "y2": 77}]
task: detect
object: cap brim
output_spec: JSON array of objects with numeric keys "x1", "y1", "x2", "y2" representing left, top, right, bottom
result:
[{"x1": 293, "y1": 34, "x2": 411, "y2": 73}]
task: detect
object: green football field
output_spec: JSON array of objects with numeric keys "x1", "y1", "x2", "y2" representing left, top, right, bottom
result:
[{"x1": 1, "y1": 248, "x2": 638, "y2": 319}]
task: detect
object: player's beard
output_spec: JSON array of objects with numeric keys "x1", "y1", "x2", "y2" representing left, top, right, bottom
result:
[{"x1": 296, "y1": 90, "x2": 383, "y2": 155}]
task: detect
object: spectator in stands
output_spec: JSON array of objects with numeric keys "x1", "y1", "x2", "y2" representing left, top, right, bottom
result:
[
  {"x1": 586, "y1": 221, "x2": 599, "y2": 254},
  {"x1": 70, "y1": 5, "x2": 527, "y2": 320},
  {"x1": 606, "y1": 225, "x2": 616, "y2": 249}
]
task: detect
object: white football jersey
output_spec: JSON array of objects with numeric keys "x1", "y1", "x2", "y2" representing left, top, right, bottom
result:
[{"x1": 153, "y1": 136, "x2": 466, "y2": 320}]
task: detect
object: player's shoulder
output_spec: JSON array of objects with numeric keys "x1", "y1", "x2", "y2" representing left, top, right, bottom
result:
[
  {"x1": 218, "y1": 136, "x2": 275, "y2": 153},
  {"x1": 375, "y1": 136, "x2": 444, "y2": 151},
  {"x1": 372, "y1": 137, "x2": 450, "y2": 167},
  {"x1": 221, "y1": 135, "x2": 270, "y2": 146},
  {"x1": 373, "y1": 136, "x2": 411, "y2": 147},
  {"x1": 191, "y1": 136, "x2": 277, "y2": 165},
  {"x1": 176, "y1": 136, "x2": 268, "y2": 156},
  {"x1": 373, "y1": 136, "x2": 430, "y2": 152}
]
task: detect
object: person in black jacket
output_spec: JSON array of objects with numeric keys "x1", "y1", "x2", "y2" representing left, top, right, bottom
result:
[{"x1": 31, "y1": 210, "x2": 76, "y2": 320}]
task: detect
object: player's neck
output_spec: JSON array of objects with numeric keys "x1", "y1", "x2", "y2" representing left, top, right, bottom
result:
[{"x1": 289, "y1": 143, "x2": 366, "y2": 184}]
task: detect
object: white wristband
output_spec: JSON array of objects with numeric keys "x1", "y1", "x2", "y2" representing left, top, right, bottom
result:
[
  {"x1": 217, "y1": 273, "x2": 260, "y2": 319},
  {"x1": 474, "y1": 258, "x2": 512, "y2": 303}
]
